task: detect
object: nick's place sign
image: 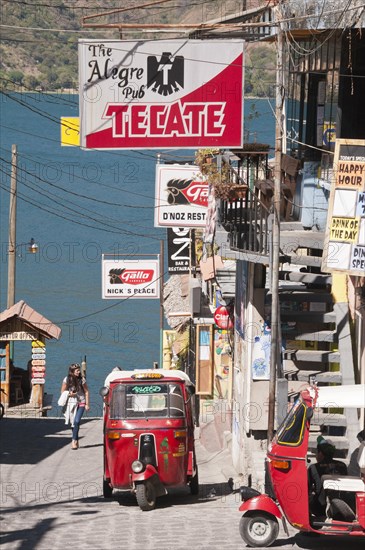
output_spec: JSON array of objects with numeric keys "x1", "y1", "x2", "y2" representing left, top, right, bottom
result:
[{"x1": 79, "y1": 39, "x2": 244, "y2": 150}]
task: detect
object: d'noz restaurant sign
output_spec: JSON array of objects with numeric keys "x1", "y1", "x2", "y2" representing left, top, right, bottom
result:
[
  {"x1": 79, "y1": 40, "x2": 244, "y2": 149},
  {"x1": 102, "y1": 257, "x2": 160, "y2": 299},
  {"x1": 155, "y1": 164, "x2": 208, "y2": 227}
]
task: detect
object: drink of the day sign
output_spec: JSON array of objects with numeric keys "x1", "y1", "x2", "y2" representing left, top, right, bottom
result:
[
  {"x1": 102, "y1": 256, "x2": 160, "y2": 299},
  {"x1": 322, "y1": 139, "x2": 365, "y2": 276}
]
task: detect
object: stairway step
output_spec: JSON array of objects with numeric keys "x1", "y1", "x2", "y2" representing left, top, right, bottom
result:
[
  {"x1": 279, "y1": 291, "x2": 333, "y2": 303},
  {"x1": 313, "y1": 412, "x2": 347, "y2": 427},
  {"x1": 308, "y1": 434, "x2": 349, "y2": 452},
  {"x1": 283, "y1": 349, "x2": 340, "y2": 363},
  {"x1": 279, "y1": 271, "x2": 332, "y2": 285},
  {"x1": 281, "y1": 230, "x2": 325, "y2": 251},
  {"x1": 282, "y1": 254, "x2": 325, "y2": 268},
  {"x1": 284, "y1": 371, "x2": 342, "y2": 384},
  {"x1": 281, "y1": 329, "x2": 336, "y2": 342},
  {"x1": 281, "y1": 311, "x2": 336, "y2": 323}
]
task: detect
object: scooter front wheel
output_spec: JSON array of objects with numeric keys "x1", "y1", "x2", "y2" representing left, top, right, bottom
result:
[
  {"x1": 239, "y1": 512, "x2": 279, "y2": 548},
  {"x1": 136, "y1": 481, "x2": 156, "y2": 511}
]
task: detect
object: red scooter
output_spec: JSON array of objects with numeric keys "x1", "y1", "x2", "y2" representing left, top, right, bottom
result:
[
  {"x1": 238, "y1": 384, "x2": 365, "y2": 546},
  {"x1": 100, "y1": 369, "x2": 198, "y2": 511}
]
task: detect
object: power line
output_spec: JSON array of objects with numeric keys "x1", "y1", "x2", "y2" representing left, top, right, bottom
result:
[
  {"x1": 0, "y1": 169, "x2": 162, "y2": 240},
  {"x1": 0, "y1": 148, "x2": 157, "y2": 211}
]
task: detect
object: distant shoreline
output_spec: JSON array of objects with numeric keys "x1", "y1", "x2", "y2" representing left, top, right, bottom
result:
[{"x1": 0, "y1": 88, "x2": 274, "y2": 100}]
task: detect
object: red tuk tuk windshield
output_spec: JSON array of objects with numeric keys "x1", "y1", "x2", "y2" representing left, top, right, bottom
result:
[
  {"x1": 275, "y1": 399, "x2": 307, "y2": 447},
  {"x1": 109, "y1": 382, "x2": 185, "y2": 419}
]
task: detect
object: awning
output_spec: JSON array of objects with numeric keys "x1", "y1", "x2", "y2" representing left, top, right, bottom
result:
[{"x1": 0, "y1": 300, "x2": 62, "y2": 340}]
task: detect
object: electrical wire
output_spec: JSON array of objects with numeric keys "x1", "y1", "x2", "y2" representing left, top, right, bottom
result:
[
  {"x1": 0, "y1": 148, "x2": 158, "y2": 211},
  {"x1": 54, "y1": 266, "x2": 169, "y2": 324},
  {"x1": 0, "y1": 170, "x2": 162, "y2": 240}
]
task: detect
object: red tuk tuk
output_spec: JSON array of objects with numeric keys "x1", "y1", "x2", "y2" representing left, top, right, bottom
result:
[
  {"x1": 100, "y1": 368, "x2": 199, "y2": 511},
  {"x1": 238, "y1": 384, "x2": 365, "y2": 546}
]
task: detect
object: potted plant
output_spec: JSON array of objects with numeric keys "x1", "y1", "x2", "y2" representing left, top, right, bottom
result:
[{"x1": 195, "y1": 149, "x2": 236, "y2": 200}]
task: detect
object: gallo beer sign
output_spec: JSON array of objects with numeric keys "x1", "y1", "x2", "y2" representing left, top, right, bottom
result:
[
  {"x1": 155, "y1": 164, "x2": 208, "y2": 227},
  {"x1": 79, "y1": 39, "x2": 244, "y2": 149},
  {"x1": 102, "y1": 257, "x2": 160, "y2": 299}
]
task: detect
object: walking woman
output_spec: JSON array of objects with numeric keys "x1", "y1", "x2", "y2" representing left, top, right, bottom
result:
[{"x1": 60, "y1": 363, "x2": 90, "y2": 449}]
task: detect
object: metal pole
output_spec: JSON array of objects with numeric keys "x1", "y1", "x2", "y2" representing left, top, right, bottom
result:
[
  {"x1": 268, "y1": 6, "x2": 284, "y2": 442},
  {"x1": 7, "y1": 144, "x2": 17, "y2": 309},
  {"x1": 159, "y1": 239, "x2": 164, "y2": 368}
]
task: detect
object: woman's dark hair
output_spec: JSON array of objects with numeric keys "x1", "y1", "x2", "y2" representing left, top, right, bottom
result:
[{"x1": 66, "y1": 363, "x2": 83, "y2": 392}]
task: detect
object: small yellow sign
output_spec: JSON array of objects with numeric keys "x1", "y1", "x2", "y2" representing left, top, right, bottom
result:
[
  {"x1": 61, "y1": 117, "x2": 80, "y2": 146},
  {"x1": 330, "y1": 217, "x2": 359, "y2": 242}
]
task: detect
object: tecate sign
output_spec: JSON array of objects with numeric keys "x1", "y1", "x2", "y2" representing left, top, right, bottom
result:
[
  {"x1": 155, "y1": 164, "x2": 208, "y2": 227},
  {"x1": 79, "y1": 39, "x2": 244, "y2": 149},
  {"x1": 102, "y1": 258, "x2": 160, "y2": 299}
]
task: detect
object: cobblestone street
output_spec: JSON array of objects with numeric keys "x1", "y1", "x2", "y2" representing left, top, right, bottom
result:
[{"x1": 1, "y1": 416, "x2": 364, "y2": 550}]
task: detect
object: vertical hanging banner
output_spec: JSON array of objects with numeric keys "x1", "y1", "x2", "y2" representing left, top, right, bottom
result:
[
  {"x1": 322, "y1": 139, "x2": 365, "y2": 275},
  {"x1": 79, "y1": 39, "x2": 244, "y2": 149},
  {"x1": 167, "y1": 228, "x2": 191, "y2": 274}
]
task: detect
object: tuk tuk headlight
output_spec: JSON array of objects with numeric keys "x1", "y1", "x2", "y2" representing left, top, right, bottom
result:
[{"x1": 131, "y1": 460, "x2": 145, "y2": 474}]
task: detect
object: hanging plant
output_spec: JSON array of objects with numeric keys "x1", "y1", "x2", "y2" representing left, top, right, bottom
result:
[{"x1": 194, "y1": 149, "x2": 234, "y2": 200}]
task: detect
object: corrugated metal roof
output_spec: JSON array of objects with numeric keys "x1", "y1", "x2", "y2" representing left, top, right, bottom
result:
[{"x1": 0, "y1": 300, "x2": 61, "y2": 340}]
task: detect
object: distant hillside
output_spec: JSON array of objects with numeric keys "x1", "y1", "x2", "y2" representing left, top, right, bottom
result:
[{"x1": 0, "y1": 0, "x2": 275, "y2": 96}]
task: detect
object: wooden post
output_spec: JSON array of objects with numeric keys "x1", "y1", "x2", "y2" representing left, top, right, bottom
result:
[{"x1": 268, "y1": 6, "x2": 284, "y2": 442}]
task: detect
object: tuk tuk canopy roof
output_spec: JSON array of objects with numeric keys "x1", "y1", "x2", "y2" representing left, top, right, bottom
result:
[
  {"x1": 104, "y1": 368, "x2": 194, "y2": 388},
  {"x1": 313, "y1": 384, "x2": 365, "y2": 409}
]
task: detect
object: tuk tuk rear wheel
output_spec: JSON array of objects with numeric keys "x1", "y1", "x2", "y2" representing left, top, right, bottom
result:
[
  {"x1": 189, "y1": 467, "x2": 199, "y2": 495},
  {"x1": 103, "y1": 479, "x2": 113, "y2": 499},
  {"x1": 136, "y1": 481, "x2": 156, "y2": 511},
  {"x1": 239, "y1": 512, "x2": 279, "y2": 548}
]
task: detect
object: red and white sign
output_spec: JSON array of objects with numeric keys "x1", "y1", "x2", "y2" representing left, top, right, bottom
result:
[
  {"x1": 214, "y1": 306, "x2": 233, "y2": 330},
  {"x1": 79, "y1": 39, "x2": 244, "y2": 149},
  {"x1": 155, "y1": 164, "x2": 208, "y2": 227},
  {"x1": 102, "y1": 257, "x2": 160, "y2": 299}
]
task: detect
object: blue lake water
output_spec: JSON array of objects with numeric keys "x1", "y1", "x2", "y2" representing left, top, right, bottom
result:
[{"x1": 0, "y1": 92, "x2": 275, "y2": 414}]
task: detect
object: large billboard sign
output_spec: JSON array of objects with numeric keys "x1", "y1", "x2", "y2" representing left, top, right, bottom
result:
[
  {"x1": 102, "y1": 257, "x2": 160, "y2": 299},
  {"x1": 79, "y1": 39, "x2": 244, "y2": 149},
  {"x1": 322, "y1": 139, "x2": 365, "y2": 276},
  {"x1": 155, "y1": 164, "x2": 208, "y2": 227}
]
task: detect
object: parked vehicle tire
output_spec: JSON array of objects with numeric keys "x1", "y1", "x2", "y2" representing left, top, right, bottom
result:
[
  {"x1": 0, "y1": 403, "x2": 4, "y2": 420},
  {"x1": 136, "y1": 481, "x2": 156, "y2": 511},
  {"x1": 328, "y1": 498, "x2": 356, "y2": 522},
  {"x1": 239, "y1": 512, "x2": 279, "y2": 548},
  {"x1": 189, "y1": 466, "x2": 199, "y2": 495},
  {"x1": 103, "y1": 478, "x2": 113, "y2": 499}
]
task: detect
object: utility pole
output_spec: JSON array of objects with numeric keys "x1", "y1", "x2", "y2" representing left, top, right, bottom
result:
[
  {"x1": 268, "y1": 4, "x2": 284, "y2": 442},
  {"x1": 7, "y1": 144, "x2": 17, "y2": 309}
]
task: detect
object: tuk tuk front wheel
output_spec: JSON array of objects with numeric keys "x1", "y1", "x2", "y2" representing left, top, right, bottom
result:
[
  {"x1": 239, "y1": 512, "x2": 279, "y2": 548},
  {"x1": 136, "y1": 481, "x2": 156, "y2": 511}
]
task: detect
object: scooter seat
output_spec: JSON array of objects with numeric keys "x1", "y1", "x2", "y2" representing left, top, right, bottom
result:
[{"x1": 322, "y1": 475, "x2": 365, "y2": 493}]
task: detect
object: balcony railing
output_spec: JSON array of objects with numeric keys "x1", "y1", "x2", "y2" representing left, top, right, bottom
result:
[{"x1": 218, "y1": 165, "x2": 272, "y2": 259}]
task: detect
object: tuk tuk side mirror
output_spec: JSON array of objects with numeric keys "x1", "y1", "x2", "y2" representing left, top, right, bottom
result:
[{"x1": 99, "y1": 386, "x2": 109, "y2": 398}]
